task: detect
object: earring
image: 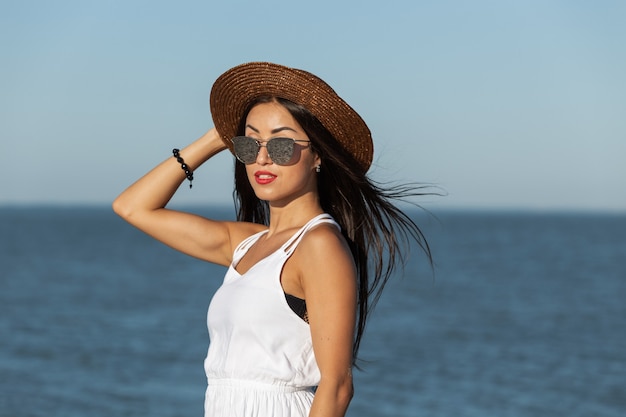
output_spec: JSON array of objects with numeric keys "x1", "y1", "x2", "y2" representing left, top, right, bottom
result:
[{"x1": 315, "y1": 165, "x2": 321, "y2": 173}]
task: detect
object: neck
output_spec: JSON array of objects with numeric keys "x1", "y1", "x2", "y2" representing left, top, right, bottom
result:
[{"x1": 266, "y1": 193, "x2": 323, "y2": 236}]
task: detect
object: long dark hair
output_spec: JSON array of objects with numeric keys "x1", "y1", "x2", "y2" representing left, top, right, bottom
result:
[{"x1": 233, "y1": 96, "x2": 433, "y2": 364}]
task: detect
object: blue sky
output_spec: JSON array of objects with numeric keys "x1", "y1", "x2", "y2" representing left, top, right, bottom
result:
[{"x1": 1, "y1": 0, "x2": 625, "y2": 211}]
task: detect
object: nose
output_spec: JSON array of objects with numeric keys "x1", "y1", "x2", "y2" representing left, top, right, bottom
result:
[{"x1": 255, "y1": 143, "x2": 272, "y2": 165}]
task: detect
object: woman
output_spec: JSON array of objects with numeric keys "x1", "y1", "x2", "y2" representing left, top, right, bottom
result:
[{"x1": 113, "y1": 62, "x2": 431, "y2": 417}]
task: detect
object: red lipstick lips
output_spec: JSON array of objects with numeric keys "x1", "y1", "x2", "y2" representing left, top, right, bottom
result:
[{"x1": 254, "y1": 171, "x2": 277, "y2": 185}]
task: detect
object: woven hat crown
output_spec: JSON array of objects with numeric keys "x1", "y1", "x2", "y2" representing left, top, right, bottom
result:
[{"x1": 210, "y1": 62, "x2": 373, "y2": 171}]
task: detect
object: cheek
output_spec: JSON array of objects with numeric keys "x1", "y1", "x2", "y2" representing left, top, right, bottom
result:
[
  {"x1": 293, "y1": 163, "x2": 317, "y2": 186},
  {"x1": 299, "y1": 147, "x2": 319, "y2": 170}
]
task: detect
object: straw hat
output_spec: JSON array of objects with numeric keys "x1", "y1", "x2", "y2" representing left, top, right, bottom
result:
[{"x1": 210, "y1": 62, "x2": 373, "y2": 171}]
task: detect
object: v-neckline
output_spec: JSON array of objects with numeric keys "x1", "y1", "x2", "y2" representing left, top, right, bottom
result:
[{"x1": 231, "y1": 213, "x2": 330, "y2": 276}]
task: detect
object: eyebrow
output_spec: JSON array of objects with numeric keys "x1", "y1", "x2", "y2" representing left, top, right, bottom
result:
[{"x1": 245, "y1": 124, "x2": 298, "y2": 135}]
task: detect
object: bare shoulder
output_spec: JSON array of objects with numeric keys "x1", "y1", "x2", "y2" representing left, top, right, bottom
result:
[
  {"x1": 299, "y1": 223, "x2": 349, "y2": 254},
  {"x1": 294, "y1": 223, "x2": 356, "y2": 283}
]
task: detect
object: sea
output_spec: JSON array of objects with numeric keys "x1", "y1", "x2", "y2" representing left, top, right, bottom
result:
[{"x1": 1, "y1": 206, "x2": 624, "y2": 417}]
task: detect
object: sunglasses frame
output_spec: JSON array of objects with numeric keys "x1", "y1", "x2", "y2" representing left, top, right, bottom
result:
[{"x1": 231, "y1": 136, "x2": 311, "y2": 165}]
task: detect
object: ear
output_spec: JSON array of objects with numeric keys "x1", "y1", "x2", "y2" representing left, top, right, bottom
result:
[{"x1": 311, "y1": 151, "x2": 321, "y2": 171}]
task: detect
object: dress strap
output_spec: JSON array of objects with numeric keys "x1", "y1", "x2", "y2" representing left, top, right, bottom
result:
[
  {"x1": 282, "y1": 213, "x2": 340, "y2": 256},
  {"x1": 232, "y1": 229, "x2": 268, "y2": 264}
]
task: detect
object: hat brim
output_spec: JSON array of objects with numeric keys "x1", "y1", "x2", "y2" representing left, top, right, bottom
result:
[{"x1": 210, "y1": 62, "x2": 373, "y2": 171}]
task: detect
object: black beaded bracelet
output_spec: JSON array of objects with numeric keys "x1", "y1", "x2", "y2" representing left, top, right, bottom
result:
[{"x1": 172, "y1": 148, "x2": 194, "y2": 189}]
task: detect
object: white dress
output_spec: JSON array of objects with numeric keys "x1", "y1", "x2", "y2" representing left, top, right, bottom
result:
[{"x1": 204, "y1": 213, "x2": 340, "y2": 417}]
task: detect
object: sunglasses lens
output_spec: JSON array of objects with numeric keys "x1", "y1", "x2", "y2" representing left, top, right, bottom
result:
[
  {"x1": 266, "y1": 138, "x2": 295, "y2": 165},
  {"x1": 231, "y1": 137, "x2": 302, "y2": 165},
  {"x1": 232, "y1": 137, "x2": 259, "y2": 164}
]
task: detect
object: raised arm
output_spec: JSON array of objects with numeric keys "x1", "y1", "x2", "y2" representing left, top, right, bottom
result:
[{"x1": 112, "y1": 128, "x2": 264, "y2": 266}]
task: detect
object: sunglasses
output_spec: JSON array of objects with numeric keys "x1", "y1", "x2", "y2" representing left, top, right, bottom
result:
[{"x1": 231, "y1": 136, "x2": 311, "y2": 165}]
